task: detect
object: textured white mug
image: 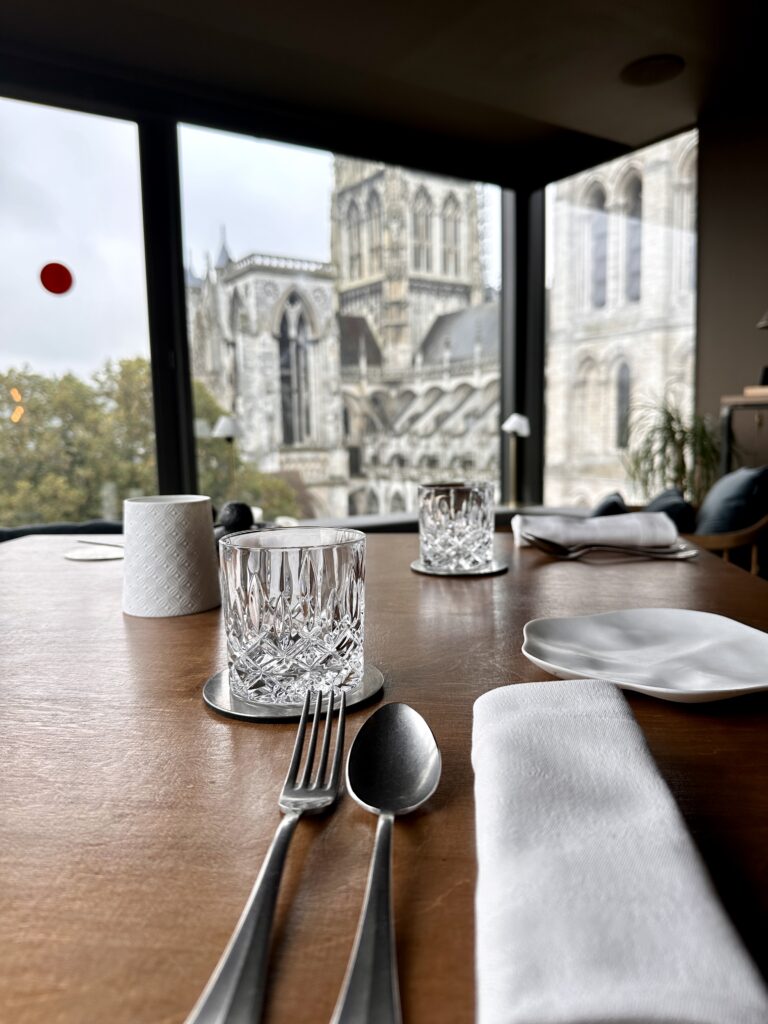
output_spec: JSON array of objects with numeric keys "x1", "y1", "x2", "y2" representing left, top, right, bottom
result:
[{"x1": 122, "y1": 495, "x2": 221, "y2": 617}]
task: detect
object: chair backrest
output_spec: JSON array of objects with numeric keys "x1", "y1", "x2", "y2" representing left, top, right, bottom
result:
[{"x1": 695, "y1": 466, "x2": 768, "y2": 536}]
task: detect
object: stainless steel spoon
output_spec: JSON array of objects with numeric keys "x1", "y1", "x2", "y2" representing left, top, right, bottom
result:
[{"x1": 330, "y1": 703, "x2": 441, "y2": 1024}]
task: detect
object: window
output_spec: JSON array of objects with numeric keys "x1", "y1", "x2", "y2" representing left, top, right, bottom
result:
[
  {"x1": 413, "y1": 187, "x2": 433, "y2": 272},
  {"x1": 178, "y1": 126, "x2": 502, "y2": 519},
  {"x1": 348, "y1": 201, "x2": 362, "y2": 279},
  {"x1": 587, "y1": 185, "x2": 608, "y2": 309},
  {"x1": 544, "y1": 129, "x2": 697, "y2": 507},
  {"x1": 624, "y1": 175, "x2": 642, "y2": 302},
  {"x1": 676, "y1": 147, "x2": 697, "y2": 293},
  {"x1": 278, "y1": 292, "x2": 312, "y2": 445},
  {"x1": 442, "y1": 194, "x2": 461, "y2": 275},
  {"x1": 0, "y1": 96, "x2": 154, "y2": 527},
  {"x1": 616, "y1": 362, "x2": 631, "y2": 449},
  {"x1": 368, "y1": 191, "x2": 383, "y2": 273}
]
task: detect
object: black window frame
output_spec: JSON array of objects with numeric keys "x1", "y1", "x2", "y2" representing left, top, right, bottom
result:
[{"x1": 0, "y1": 55, "x2": 548, "y2": 508}]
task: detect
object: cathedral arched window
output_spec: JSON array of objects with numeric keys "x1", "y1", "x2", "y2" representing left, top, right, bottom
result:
[
  {"x1": 441, "y1": 194, "x2": 460, "y2": 276},
  {"x1": 367, "y1": 191, "x2": 383, "y2": 273},
  {"x1": 587, "y1": 185, "x2": 608, "y2": 309},
  {"x1": 278, "y1": 292, "x2": 312, "y2": 445},
  {"x1": 412, "y1": 188, "x2": 433, "y2": 272},
  {"x1": 616, "y1": 362, "x2": 631, "y2": 449},
  {"x1": 575, "y1": 359, "x2": 601, "y2": 453},
  {"x1": 347, "y1": 201, "x2": 362, "y2": 279},
  {"x1": 390, "y1": 491, "x2": 406, "y2": 512},
  {"x1": 366, "y1": 489, "x2": 380, "y2": 513},
  {"x1": 624, "y1": 175, "x2": 642, "y2": 302}
]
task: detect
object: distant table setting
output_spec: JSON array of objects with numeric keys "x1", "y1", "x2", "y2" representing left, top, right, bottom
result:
[{"x1": 2, "y1": 487, "x2": 768, "y2": 1023}]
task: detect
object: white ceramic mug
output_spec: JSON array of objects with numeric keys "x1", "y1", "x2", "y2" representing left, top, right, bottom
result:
[{"x1": 122, "y1": 495, "x2": 221, "y2": 617}]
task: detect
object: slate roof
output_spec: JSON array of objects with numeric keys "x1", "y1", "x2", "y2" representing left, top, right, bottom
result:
[{"x1": 418, "y1": 303, "x2": 500, "y2": 364}]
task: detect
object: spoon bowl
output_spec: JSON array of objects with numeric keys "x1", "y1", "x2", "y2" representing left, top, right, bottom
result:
[{"x1": 346, "y1": 702, "x2": 441, "y2": 816}]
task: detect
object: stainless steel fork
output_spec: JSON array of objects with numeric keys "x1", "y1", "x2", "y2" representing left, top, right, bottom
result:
[
  {"x1": 522, "y1": 532, "x2": 698, "y2": 560},
  {"x1": 185, "y1": 690, "x2": 347, "y2": 1024}
]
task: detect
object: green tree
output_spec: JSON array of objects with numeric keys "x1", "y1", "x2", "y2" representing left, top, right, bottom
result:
[
  {"x1": 0, "y1": 360, "x2": 302, "y2": 525},
  {"x1": 0, "y1": 368, "x2": 108, "y2": 523}
]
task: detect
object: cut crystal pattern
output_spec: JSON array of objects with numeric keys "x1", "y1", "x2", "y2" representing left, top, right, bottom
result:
[
  {"x1": 221, "y1": 529, "x2": 365, "y2": 705},
  {"x1": 419, "y1": 482, "x2": 493, "y2": 571}
]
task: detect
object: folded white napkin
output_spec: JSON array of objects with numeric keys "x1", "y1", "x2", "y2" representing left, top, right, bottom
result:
[
  {"x1": 512, "y1": 510, "x2": 678, "y2": 548},
  {"x1": 472, "y1": 680, "x2": 768, "y2": 1024}
]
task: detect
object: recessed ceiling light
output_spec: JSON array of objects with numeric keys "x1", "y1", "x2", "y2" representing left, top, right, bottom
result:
[{"x1": 620, "y1": 54, "x2": 686, "y2": 87}]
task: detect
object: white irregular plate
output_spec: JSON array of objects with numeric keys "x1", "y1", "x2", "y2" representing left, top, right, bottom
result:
[{"x1": 522, "y1": 608, "x2": 768, "y2": 702}]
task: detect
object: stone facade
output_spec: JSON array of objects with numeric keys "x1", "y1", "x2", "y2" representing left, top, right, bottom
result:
[
  {"x1": 187, "y1": 132, "x2": 697, "y2": 516},
  {"x1": 188, "y1": 162, "x2": 498, "y2": 517},
  {"x1": 544, "y1": 130, "x2": 697, "y2": 506}
]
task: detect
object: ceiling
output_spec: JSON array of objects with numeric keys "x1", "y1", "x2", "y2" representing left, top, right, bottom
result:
[{"x1": 0, "y1": 0, "x2": 764, "y2": 184}]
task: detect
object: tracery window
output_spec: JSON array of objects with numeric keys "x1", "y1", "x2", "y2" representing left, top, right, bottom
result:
[
  {"x1": 367, "y1": 191, "x2": 383, "y2": 273},
  {"x1": 278, "y1": 292, "x2": 311, "y2": 445},
  {"x1": 347, "y1": 201, "x2": 362, "y2": 279},
  {"x1": 616, "y1": 362, "x2": 631, "y2": 449},
  {"x1": 412, "y1": 188, "x2": 433, "y2": 272},
  {"x1": 624, "y1": 175, "x2": 642, "y2": 302},
  {"x1": 441, "y1": 194, "x2": 460, "y2": 275},
  {"x1": 587, "y1": 185, "x2": 608, "y2": 309}
]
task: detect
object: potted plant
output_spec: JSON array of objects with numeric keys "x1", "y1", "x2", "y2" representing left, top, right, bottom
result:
[{"x1": 623, "y1": 397, "x2": 720, "y2": 507}]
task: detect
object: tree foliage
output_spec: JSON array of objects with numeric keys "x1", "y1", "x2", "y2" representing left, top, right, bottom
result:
[{"x1": 0, "y1": 359, "x2": 301, "y2": 526}]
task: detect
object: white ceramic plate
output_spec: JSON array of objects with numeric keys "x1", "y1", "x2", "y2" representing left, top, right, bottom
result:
[{"x1": 522, "y1": 608, "x2": 768, "y2": 702}]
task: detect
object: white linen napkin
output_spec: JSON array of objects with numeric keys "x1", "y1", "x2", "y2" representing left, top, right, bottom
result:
[
  {"x1": 512, "y1": 510, "x2": 678, "y2": 548},
  {"x1": 472, "y1": 679, "x2": 768, "y2": 1024}
]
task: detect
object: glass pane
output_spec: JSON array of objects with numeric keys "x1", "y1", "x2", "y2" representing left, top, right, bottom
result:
[
  {"x1": 544, "y1": 129, "x2": 697, "y2": 507},
  {"x1": 0, "y1": 96, "x2": 153, "y2": 527},
  {"x1": 179, "y1": 125, "x2": 502, "y2": 520}
]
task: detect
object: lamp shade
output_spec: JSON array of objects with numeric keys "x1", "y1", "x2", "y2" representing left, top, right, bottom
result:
[
  {"x1": 501, "y1": 413, "x2": 531, "y2": 437},
  {"x1": 212, "y1": 415, "x2": 239, "y2": 440},
  {"x1": 757, "y1": 310, "x2": 768, "y2": 329}
]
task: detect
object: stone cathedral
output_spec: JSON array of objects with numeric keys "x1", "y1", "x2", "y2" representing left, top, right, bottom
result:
[
  {"x1": 187, "y1": 158, "x2": 499, "y2": 517},
  {"x1": 187, "y1": 132, "x2": 697, "y2": 517}
]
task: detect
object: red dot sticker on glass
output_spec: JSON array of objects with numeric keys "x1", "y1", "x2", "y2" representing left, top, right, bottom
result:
[{"x1": 40, "y1": 263, "x2": 74, "y2": 294}]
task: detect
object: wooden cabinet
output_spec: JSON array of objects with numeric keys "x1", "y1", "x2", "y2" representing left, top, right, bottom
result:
[{"x1": 720, "y1": 395, "x2": 768, "y2": 473}]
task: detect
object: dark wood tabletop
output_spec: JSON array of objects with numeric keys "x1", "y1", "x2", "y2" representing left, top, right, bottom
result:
[{"x1": 1, "y1": 533, "x2": 767, "y2": 1023}]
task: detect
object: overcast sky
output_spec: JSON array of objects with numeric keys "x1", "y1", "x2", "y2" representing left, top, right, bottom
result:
[{"x1": 0, "y1": 98, "x2": 501, "y2": 381}]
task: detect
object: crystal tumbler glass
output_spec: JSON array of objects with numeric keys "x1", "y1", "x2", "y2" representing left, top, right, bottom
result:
[
  {"x1": 418, "y1": 481, "x2": 494, "y2": 572},
  {"x1": 219, "y1": 527, "x2": 366, "y2": 705}
]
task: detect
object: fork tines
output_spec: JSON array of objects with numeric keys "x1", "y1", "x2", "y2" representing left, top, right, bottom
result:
[{"x1": 285, "y1": 690, "x2": 347, "y2": 794}]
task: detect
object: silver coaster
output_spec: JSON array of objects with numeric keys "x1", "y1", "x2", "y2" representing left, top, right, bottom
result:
[
  {"x1": 203, "y1": 665, "x2": 384, "y2": 722},
  {"x1": 410, "y1": 558, "x2": 509, "y2": 577}
]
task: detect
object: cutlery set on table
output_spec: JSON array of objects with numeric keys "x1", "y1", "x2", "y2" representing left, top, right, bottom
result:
[
  {"x1": 513, "y1": 509, "x2": 699, "y2": 560},
  {"x1": 186, "y1": 695, "x2": 441, "y2": 1024},
  {"x1": 121, "y1": 494, "x2": 767, "y2": 1022}
]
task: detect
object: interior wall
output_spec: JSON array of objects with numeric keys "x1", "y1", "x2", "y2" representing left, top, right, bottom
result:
[{"x1": 696, "y1": 114, "x2": 768, "y2": 417}]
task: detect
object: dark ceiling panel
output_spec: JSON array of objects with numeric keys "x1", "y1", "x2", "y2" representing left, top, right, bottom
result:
[{"x1": 1, "y1": 0, "x2": 764, "y2": 180}]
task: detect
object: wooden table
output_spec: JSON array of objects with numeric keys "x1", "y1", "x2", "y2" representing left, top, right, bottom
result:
[{"x1": 2, "y1": 534, "x2": 767, "y2": 1023}]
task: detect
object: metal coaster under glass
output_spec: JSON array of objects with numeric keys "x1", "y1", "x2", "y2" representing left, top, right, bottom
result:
[
  {"x1": 203, "y1": 665, "x2": 384, "y2": 722},
  {"x1": 410, "y1": 558, "x2": 509, "y2": 577}
]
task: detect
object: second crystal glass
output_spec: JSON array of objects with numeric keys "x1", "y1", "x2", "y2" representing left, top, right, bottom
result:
[
  {"x1": 418, "y1": 481, "x2": 494, "y2": 572},
  {"x1": 219, "y1": 527, "x2": 366, "y2": 705}
]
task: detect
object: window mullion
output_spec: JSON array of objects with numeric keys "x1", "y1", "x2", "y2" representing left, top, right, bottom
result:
[{"x1": 138, "y1": 117, "x2": 198, "y2": 494}]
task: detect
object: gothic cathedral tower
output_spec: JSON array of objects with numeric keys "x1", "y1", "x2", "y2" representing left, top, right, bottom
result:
[{"x1": 331, "y1": 159, "x2": 484, "y2": 370}]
